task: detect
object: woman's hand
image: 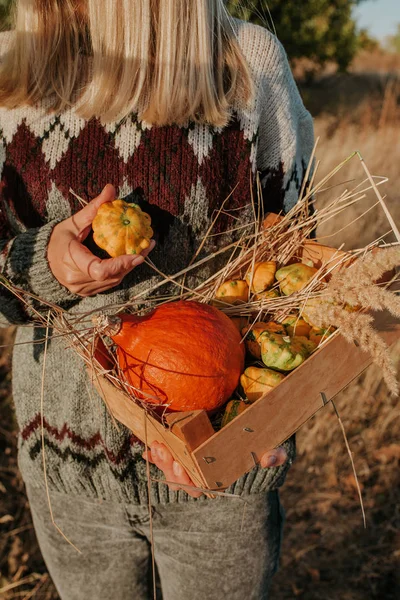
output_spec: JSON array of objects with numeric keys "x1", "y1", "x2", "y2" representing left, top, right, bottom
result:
[
  {"x1": 47, "y1": 184, "x2": 155, "y2": 297},
  {"x1": 142, "y1": 442, "x2": 288, "y2": 498},
  {"x1": 143, "y1": 441, "x2": 203, "y2": 499}
]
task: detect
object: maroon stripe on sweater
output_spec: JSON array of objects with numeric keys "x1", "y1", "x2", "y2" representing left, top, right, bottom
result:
[
  {"x1": 21, "y1": 414, "x2": 141, "y2": 465},
  {"x1": 127, "y1": 124, "x2": 199, "y2": 215},
  {"x1": 199, "y1": 122, "x2": 253, "y2": 233},
  {"x1": 51, "y1": 119, "x2": 126, "y2": 206}
]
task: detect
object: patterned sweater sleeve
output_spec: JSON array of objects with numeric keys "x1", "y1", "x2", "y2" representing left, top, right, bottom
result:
[
  {"x1": 256, "y1": 34, "x2": 315, "y2": 215},
  {"x1": 0, "y1": 31, "x2": 79, "y2": 325},
  {"x1": 0, "y1": 215, "x2": 79, "y2": 325}
]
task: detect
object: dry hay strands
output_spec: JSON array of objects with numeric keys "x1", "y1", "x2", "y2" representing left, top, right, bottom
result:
[
  {"x1": 326, "y1": 245, "x2": 400, "y2": 309},
  {"x1": 305, "y1": 246, "x2": 400, "y2": 395},
  {"x1": 1, "y1": 149, "x2": 398, "y2": 389}
]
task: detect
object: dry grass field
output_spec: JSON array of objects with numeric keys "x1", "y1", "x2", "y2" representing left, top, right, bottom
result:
[
  {"x1": 272, "y1": 50, "x2": 400, "y2": 600},
  {"x1": 0, "y1": 49, "x2": 399, "y2": 599}
]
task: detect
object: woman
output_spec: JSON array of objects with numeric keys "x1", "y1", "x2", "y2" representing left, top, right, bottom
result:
[{"x1": 0, "y1": 1, "x2": 314, "y2": 598}]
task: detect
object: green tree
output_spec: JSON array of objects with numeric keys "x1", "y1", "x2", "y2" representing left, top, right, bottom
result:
[
  {"x1": 385, "y1": 24, "x2": 400, "y2": 54},
  {"x1": 1, "y1": 0, "x2": 372, "y2": 70},
  {"x1": 0, "y1": 0, "x2": 13, "y2": 30},
  {"x1": 227, "y1": 0, "x2": 366, "y2": 71}
]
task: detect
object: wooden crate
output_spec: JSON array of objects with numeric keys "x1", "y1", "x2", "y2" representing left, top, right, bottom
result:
[{"x1": 90, "y1": 242, "x2": 400, "y2": 491}]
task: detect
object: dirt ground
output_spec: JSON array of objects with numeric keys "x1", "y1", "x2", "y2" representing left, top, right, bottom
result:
[{"x1": 1, "y1": 50, "x2": 399, "y2": 599}]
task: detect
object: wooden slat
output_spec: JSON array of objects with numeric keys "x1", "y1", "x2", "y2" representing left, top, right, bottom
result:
[
  {"x1": 191, "y1": 309, "x2": 400, "y2": 489},
  {"x1": 164, "y1": 411, "x2": 215, "y2": 452},
  {"x1": 90, "y1": 372, "x2": 208, "y2": 490}
]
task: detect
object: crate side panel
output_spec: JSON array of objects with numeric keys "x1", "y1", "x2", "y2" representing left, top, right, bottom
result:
[
  {"x1": 192, "y1": 318, "x2": 400, "y2": 489},
  {"x1": 90, "y1": 372, "x2": 208, "y2": 489}
]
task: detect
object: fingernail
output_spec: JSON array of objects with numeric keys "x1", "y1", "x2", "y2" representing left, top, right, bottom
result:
[
  {"x1": 150, "y1": 446, "x2": 158, "y2": 459},
  {"x1": 264, "y1": 455, "x2": 277, "y2": 468},
  {"x1": 132, "y1": 256, "x2": 144, "y2": 267},
  {"x1": 173, "y1": 461, "x2": 183, "y2": 476}
]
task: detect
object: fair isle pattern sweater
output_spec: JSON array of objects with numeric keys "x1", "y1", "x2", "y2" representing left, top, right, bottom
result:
[{"x1": 0, "y1": 22, "x2": 314, "y2": 504}]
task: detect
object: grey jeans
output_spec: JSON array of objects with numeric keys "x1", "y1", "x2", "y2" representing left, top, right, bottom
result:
[{"x1": 26, "y1": 485, "x2": 285, "y2": 600}]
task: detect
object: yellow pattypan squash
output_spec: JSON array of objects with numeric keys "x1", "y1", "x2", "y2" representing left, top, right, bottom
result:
[
  {"x1": 214, "y1": 280, "x2": 249, "y2": 305},
  {"x1": 275, "y1": 263, "x2": 318, "y2": 296},
  {"x1": 255, "y1": 288, "x2": 281, "y2": 301},
  {"x1": 245, "y1": 261, "x2": 277, "y2": 294},
  {"x1": 259, "y1": 331, "x2": 316, "y2": 371},
  {"x1": 240, "y1": 366, "x2": 285, "y2": 402},
  {"x1": 92, "y1": 199, "x2": 153, "y2": 258},
  {"x1": 242, "y1": 321, "x2": 286, "y2": 359},
  {"x1": 282, "y1": 314, "x2": 312, "y2": 337},
  {"x1": 309, "y1": 326, "x2": 336, "y2": 345}
]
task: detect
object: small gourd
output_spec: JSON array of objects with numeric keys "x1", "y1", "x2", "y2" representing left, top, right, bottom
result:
[
  {"x1": 255, "y1": 288, "x2": 281, "y2": 301},
  {"x1": 309, "y1": 326, "x2": 336, "y2": 345},
  {"x1": 242, "y1": 321, "x2": 286, "y2": 359},
  {"x1": 240, "y1": 366, "x2": 285, "y2": 402},
  {"x1": 245, "y1": 261, "x2": 277, "y2": 293},
  {"x1": 282, "y1": 314, "x2": 312, "y2": 338},
  {"x1": 275, "y1": 263, "x2": 318, "y2": 296},
  {"x1": 259, "y1": 331, "x2": 316, "y2": 371},
  {"x1": 214, "y1": 280, "x2": 249, "y2": 305},
  {"x1": 92, "y1": 199, "x2": 153, "y2": 258},
  {"x1": 221, "y1": 399, "x2": 249, "y2": 428},
  {"x1": 296, "y1": 335, "x2": 318, "y2": 355}
]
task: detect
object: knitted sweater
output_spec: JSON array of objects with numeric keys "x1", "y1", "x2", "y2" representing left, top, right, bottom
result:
[{"x1": 0, "y1": 22, "x2": 314, "y2": 504}]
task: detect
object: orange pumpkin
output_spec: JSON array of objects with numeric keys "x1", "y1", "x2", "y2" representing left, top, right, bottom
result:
[
  {"x1": 99, "y1": 301, "x2": 245, "y2": 412},
  {"x1": 229, "y1": 316, "x2": 249, "y2": 333}
]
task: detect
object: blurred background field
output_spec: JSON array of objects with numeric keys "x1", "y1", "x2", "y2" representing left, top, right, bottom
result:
[{"x1": 1, "y1": 1, "x2": 399, "y2": 599}]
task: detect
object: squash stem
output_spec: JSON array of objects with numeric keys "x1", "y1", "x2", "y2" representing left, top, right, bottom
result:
[{"x1": 92, "y1": 314, "x2": 122, "y2": 336}]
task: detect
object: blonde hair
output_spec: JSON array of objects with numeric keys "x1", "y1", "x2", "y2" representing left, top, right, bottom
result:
[{"x1": 0, "y1": 0, "x2": 254, "y2": 126}]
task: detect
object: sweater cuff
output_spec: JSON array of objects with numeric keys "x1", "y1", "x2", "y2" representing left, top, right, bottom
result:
[
  {"x1": 226, "y1": 434, "x2": 296, "y2": 496},
  {"x1": 5, "y1": 220, "x2": 81, "y2": 308}
]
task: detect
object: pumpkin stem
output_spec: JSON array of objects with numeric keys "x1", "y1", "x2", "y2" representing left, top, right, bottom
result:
[{"x1": 92, "y1": 314, "x2": 122, "y2": 336}]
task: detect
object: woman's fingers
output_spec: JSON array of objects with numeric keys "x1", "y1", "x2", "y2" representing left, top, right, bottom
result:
[
  {"x1": 64, "y1": 239, "x2": 155, "y2": 295},
  {"x1": 142, "y1": 449, "x2": 156, "y2": 464},
  {"x1": 144, "y1": 442, "x2": 285, "y2": 497},
  {"x1": 67, "y1": 238, "x2": 155, "y2": 281},
  {"x1": 71, "y1": 184, "x2": 116, "y2": 234},
  {"x1": 48, "y1": 182, "x2": 156, "y2": 295},
  {"x1": 95, "y1": 252, "x2": 148, "y2": 280},
  {"x1": 149, "y1": 442, "x2": 179, "y2": 490},
  {"x1": 260, "y1": 446, "x2": 288, "y2": 469},
  {"x1": 170, "y1": 462, "x2": 203, "y2": 499},
  {"x1": 149, "y1": 442, "x2": 202, "y2": 498}
]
